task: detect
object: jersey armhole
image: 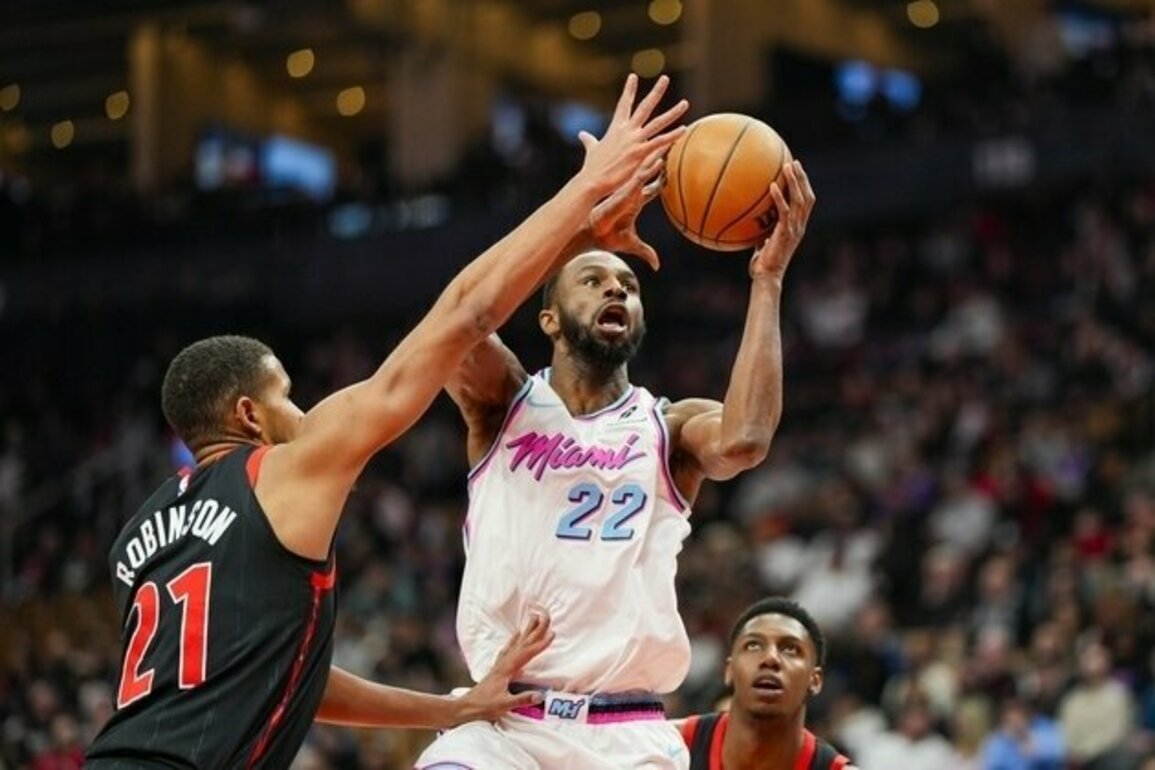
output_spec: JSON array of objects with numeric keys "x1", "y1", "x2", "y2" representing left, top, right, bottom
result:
[
  {"x1": 246, "y1": 445, "x2": 272, "y2": 487},
  {"x1": 651, "y1": 397, "x2": 691, "y2": 513},
  {"x1": 466, "y1": 377, "x2": 533, "y2": 485}
]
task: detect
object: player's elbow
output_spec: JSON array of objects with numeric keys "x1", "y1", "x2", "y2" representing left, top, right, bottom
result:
[{"x1": 718, "y1": 431, "x2": 772, "y2": 470}]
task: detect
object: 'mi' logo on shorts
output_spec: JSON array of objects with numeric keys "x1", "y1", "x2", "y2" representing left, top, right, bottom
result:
[{"x1": 547, "y1": 697, "x2": 587, "y2": 720}]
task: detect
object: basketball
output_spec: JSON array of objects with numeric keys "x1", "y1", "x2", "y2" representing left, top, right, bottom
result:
[{"x1": 660, "y1": 113, "x2": 791, "y2": 252}]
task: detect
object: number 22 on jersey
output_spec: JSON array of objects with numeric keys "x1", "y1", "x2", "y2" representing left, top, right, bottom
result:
[
  {"x1": 117, "y1": 562, "x2": 212, "y2": 708},
  {"x1": 555, "y1": 482, "x2": 648, "y2": 542}
]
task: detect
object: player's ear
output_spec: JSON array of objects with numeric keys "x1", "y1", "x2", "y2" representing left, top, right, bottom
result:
[
  {"x1": 539, "y1": 307, "x2": 559, "y2": 337},
  {"x1": 808, "y1": 665, "x2": 824, "y2": 698},
  {"x1": 234, "y1": 396, "x2": 263, "y2": 441},
  {"x1": 723, "y1": 657, "x2": 734, "y2": 689}
]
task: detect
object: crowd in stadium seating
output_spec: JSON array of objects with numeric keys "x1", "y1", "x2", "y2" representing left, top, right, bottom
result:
[{"x1": 3, "y1": 170, "x2": 1155, "y2": 768}]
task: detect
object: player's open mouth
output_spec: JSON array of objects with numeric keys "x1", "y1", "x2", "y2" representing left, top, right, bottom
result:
[
  {"x1": 595, "y1": 304, "x2": 629, "y2": 333},
  {"x1": 752, "y1": 675, "x2": 785, "y2": 694}
]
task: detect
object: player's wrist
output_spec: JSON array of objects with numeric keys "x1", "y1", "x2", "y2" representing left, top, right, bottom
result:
[
  {"x1": 568, "y1": 166, "x2": 618, "y2": 204},
  {"x1": 439, "y1": 694, "x2": 472, "y2": 729},
  {"x1": 750, "y1": 271, "x2": 786, "y2": 291}
]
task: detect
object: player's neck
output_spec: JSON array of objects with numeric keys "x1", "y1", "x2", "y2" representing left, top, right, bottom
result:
[
  {"x1": 548, "y1": 355, "x2": 630, "y2": 417},
  {"x1": 194, "y1": 436, "x2": 261, "y2": 467},
  {"x1": 724, "y1": 708, "x2": 807, "y2": 770}
]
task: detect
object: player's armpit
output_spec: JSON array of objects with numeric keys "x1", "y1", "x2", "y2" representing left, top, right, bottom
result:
[
  {"x1": 666, "y1": 397, "x2": 773, "y2": 483},
  {"x1": 446, "y1": 334, "x2": 529, "y2": 467}
]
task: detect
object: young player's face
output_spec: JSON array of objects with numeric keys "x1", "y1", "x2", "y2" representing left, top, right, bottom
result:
[
  {"x1": 550, "y1": 252, "x2": 646, "y2": 368},
  {"x1": 253, "y1": 356, "x2": 304, "y2": 445},
  {"x1": 726, "y1": 614, "x2": 822, "y2": 721}
]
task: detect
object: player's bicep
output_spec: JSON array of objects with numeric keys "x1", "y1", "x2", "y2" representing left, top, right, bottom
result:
[{"x1": 669, "y1": 398, "x2": 756, "y2": 482}]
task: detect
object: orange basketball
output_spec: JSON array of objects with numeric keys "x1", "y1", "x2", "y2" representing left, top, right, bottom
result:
[{"x1": 660, "y1": 113, "x2": 790, "y2": 252}]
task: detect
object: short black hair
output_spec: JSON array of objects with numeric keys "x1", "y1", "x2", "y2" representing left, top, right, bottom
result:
[
  {"x1": 161, "y1": 335, "x2": 276, "y2": 447},
  {"x1": 729, "y1": 597, "x2": 827, "y2": 666}
]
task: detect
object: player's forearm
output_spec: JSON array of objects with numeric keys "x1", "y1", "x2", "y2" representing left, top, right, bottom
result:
[
  {"x1": 716, "y1": 276, "x2": 784, "y2": 462},
  {"x1": 315, "y1": 666, "x2": 462, "y2": 730}
]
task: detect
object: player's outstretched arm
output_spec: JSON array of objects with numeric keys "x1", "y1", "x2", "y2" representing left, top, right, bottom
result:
[
  {"x1": 258, "y1": 75, "x2": 688, "y2": 559},
  {"x1": 447, "y1": 151, "x2": 668, "y2": 467},
  {"x1": 666, "y1": 161, "x2": 816, "y2": 500},
  {"x1": 315, "y1": 614, "x2": 554, "y2": 729}
]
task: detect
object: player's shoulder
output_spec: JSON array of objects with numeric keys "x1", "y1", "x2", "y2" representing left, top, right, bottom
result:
[{"x1": 807, "y1": 729, "x2": 854, "y2": 770}]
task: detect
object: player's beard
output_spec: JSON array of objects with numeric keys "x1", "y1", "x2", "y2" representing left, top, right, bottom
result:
[{"x1": 558, "y1": 305, "x2": 646, "y2": 374}]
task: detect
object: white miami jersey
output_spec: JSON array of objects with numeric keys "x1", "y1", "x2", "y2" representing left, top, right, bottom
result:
[{"x1": 458, "y1": 370, "x2": 692, "y2": 695}]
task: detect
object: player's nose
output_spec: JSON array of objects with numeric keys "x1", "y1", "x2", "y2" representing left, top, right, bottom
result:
[
  {"x1": 760, "y1": 646, "x2": 784, "y2": 669},
  {"x1": 603, "y1": 280, "x2": 627, "y2": 300}
]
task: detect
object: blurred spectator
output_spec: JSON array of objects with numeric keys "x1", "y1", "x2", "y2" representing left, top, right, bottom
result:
[
  {"x1": 1059, "y1": 641, "x2": 1136, "y2": 770},
  {"x1": 980, "y1": 697, "x2": 1064, "y2": 770},
  {"x1": 858, "y1": 697, "x2": 954, "y2": 770}
]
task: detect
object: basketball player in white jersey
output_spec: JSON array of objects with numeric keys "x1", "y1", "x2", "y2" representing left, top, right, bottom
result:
[{"x1": 416, "y1": 158, "x2": 815, "y2": 769}]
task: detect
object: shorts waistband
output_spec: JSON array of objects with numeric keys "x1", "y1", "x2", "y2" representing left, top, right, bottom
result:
[{"x1": 509, "y1": 683, "x2": 665, "y2": 725}]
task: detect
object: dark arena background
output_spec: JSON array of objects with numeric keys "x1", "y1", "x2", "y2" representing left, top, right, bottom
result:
[{"x1": 3, "y1": 0, "x2": 1155, "y2": 767}]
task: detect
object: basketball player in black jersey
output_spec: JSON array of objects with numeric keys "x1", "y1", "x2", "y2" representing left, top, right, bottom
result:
[
  {"x1": 85, "y1": 73, "x2": 688, "y2": 769},
  {"x1": 677, "y1": 598, "x2": 856, "y2": 770}
]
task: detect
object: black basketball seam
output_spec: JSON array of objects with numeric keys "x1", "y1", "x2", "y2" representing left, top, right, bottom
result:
[
  {"x1": 675, "y1": 122, "x2": 700, "y2": 233},
  {"x1": 697, "y1": 119, "x2": 752, "y2": 239},
  {"x1": 714, "y1": 135, "x2": 784, "y2": 243},
  {"x1": 714, "y1": 186, "x2": 772, "y2": 243}
]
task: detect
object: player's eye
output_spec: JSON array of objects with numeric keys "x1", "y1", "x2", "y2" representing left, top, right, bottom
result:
[
  {"x1": 623, "y1": 282, "x2": 639, "y2": 293},
  {"x1": 744, "y1": 640, "x2": 762, "y2": 652},
  {"x1": 583, "y1": 276, "x2": 599, "y2": 287}
]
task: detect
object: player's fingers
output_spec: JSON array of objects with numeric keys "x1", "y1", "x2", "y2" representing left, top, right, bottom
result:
[
  {"x1": 631, "y1": 74, "x2": 670, "y2": 124},
  {"x1": 613, "y1": 73, "x2": 640, "y2": 121},
  {"x1": 498, "y1": 616, "x2": 552, "y2": 672},
  {"x1": 642, "y1": 99, "x2": 689, "y2": 138},
  {"x1": 493, "y1": 614, "x2": 541, "y2": 662},
  {"x1": 780, "y1": 163, "x2": 802, "y2": 223},
  {"x1": 578, "y1": 131, "x2": 598, "y2": 151},
  {"x1": 637, "y1": 148, "x2": 666, "y2": 186},
  {"x1": 635, "y1": 241, "x2": 661, "y2": 272},
  {"x1": 769, "y1": 181, "x2": 789, "y2": 221},
  {"x1": 509, "y1": 690, "x2": 546, "y2": 709},
  {"x1": 641, "y1": 126, "x2": 687, "y2": 159}
]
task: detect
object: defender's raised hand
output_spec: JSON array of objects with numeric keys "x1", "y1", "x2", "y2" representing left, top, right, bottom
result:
[
  {"x1": 577, "y1": 73, "x2": 688, "y2": 200},
  {"x1": 750, "y1": 160, "x2": 816, "y2": 281},
  {"x1": 587, "y1": 148, "x2": 667, "y2": 271}
]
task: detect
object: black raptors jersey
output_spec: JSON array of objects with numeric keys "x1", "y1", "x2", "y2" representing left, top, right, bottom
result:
[
  {"x1": 681, "y1": 712, "x2": 851, "y2": 770},
  {"x1": 87, "y1": 446, "x2": 337, "y2": 769}
]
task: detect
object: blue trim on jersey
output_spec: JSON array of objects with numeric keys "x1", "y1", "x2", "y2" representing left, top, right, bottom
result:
[
  {"x1": 539, "y1": 368, "x2": 638, "y2": 421},
  {"x1": 575, "y1": 385, "x2": 637, "y2": 421},
  {"x1": 466, "y1": 377, "x2": 533, "y2": 483},
  {"x1": 652, "y1": 398, "x2": 691, "y2": 512}
]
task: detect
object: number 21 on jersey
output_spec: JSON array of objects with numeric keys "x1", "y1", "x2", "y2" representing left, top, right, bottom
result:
[
  {"x1": 555, "y1": 482, "x2": 647, "y2": 542},
  {"x1": 117, "y1": 562, "x2": 213, "y2": 708}
]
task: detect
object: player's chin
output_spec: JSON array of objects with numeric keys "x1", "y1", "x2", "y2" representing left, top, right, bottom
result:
[{"x1": 743, "y1": 695, "x2": 795, "y2": 719}]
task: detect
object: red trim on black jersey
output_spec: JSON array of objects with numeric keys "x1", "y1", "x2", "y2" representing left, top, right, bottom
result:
[
  {"x1": 246, "y1": 446, "x2": 271, "y2": 487},
  {"x1": 245, "y1": 560, "x2": 336, "y2": 768},
  {"x1": 682, "y1": 715, "x2": 701, "y2": 752},
  {"x1": 683, "y1": 713, "x2": 850, "y2": 770},
  {"x1": 796, "y1": 730, "x2": 817, "y2": 770},
  {"x1": 709, "y1": 712, "x2": 727, "y2": 770}
]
